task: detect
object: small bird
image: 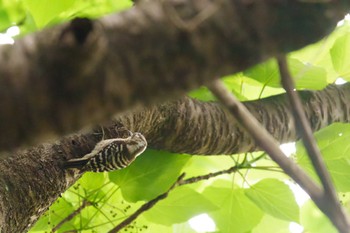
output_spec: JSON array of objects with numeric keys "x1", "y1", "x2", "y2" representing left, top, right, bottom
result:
[{"x1": 64, "y1": 132, "x2": 147, "y2": 172}]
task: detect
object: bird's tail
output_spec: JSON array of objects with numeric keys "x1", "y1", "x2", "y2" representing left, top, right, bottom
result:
[{"x1": 64, "y1": 158, "x2": 89, "y2": 170}]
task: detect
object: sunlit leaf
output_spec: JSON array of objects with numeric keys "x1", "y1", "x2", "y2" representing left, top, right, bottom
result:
[
  {"x1": 109, "y1": 150, "x2": 191, "y2": 202},
  {"x1": 79, "y1": 172, "x2": 105, "y2": 190},
  {"x1": 245, "y1": 178, "x2": 299, "y2": 222},
  {"x1": 23, "y1": 0, "x2": 75, "y2": 28},
  {"x1": 331, "y1": 34, "x2": 350, "y2": 79},
  {"x1": 297, "y1": 123, "x2": 350, "y2": 192},
  {"x1": 300, "y1": 200, "x2": 337, "y2": 233},
  {"x1": 29, "y1": 198, "x2": 75, "y2": 232},
  {"x1": 144, "y1": 186, "x2": 218, "y2": 225},
  {"x1": 244, "y1": 58, "x2": 327, "y2": 90},
  {"x1": 252, "y1": 214, "x2": 291, "y2": 233},
  {"x1": 203, "y1": 184, "x2": 263, "y2": 233},
  {"x1": 0, "y1": 9, "x2": 11, "y2": 31}
]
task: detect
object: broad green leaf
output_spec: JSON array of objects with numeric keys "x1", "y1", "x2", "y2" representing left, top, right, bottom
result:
[
  {"x1": 244, "y1": 58, "x2": 327, "y2": 90},
  {"x1": 297, "y1": 123, "x2": 350, "y2": 192},
  {"x1": 144, "y1": 186, "x2": 218, "y2": 225},
  {"x1": 0, "y1": 1, "x2": 26, "y2": 32},
  {"x1": 67, "y1": 0, "x2": 132, "y2": 19},
  {"x1": 290, "y1": 22, "x2": 350, "y2": 82},
  {"x1": 79, "y1": 172, "x2": 105, "y2": 190},
  {"x1": 23, "y1": 0, "x2": 75, "y2": 28},
  {"x1": 173, "y1": 221, "x2": 199, "y2": 233},
  {"x1": 182, "y1": 155, "x2": 235, "y2": 178},
  {"x1": 0, "y1": 10, "x2": 11, "y2": 31},
  {"x1": 203, "y1": 185, "x2": 263, "y2": 233},
  {"x1": 188, "y1": 86, "x2": 217, "y2": 101},
  {"x1": 64, "y1": 175, "x2": 109, "y2": 205},
  {"x1": 109, "y1": 150, "x2": 191, "y2": 202},
  {"x1": 245, "y1": 178, "x2": 299, "y2": 222},
  {"x1": 224, "y1": 74, "x2": 285, "y2": 100},
  {"x1": 252, "y1": 214, "x2": 290, "y2": 233},
  {"x1": 300, "y1": 200, "x2": 337, "y2": 233},
  {"x1": 136, "y1": 216, "x2": 174, "y2": 233},
  {"x1": 189, "y1": 74, "x2": 285, "y2": 102},
  {"x1": 331, "y1": 34, "x2": 350, "y2": 79},
  {"x1": 55, "y1": 184, "x2": 144, "y2": 232},
  {"x1": 29, "y1": 198, "x2": 75, "y2": 232}
]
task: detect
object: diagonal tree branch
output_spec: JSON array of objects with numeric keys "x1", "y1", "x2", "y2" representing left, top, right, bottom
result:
[
  {"x1": 113, "y1": 84, "x2": 350, "y2": 155},
  {"x1": 207, "y1": 79, "x2": 350, "y2": 232},
  {"x1": 277, "y1": 55, "x2": 350, "y2": 231},
  {"x1": 0, "y1": 0, "x2": 347, "y2": 150}
]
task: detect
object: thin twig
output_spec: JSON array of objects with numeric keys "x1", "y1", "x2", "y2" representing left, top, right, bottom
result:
[
  {"x1": 179, "y1": 153, "x2": 273, "y2": 185},
  {"x1": 52, "y1": 200, "x2": 92, "y2": 233},
  {"x1": 179, "y1": 165, "x2": 239, "y2": 186},
  {"x1": 108, "y1": 173, "x2": 186, "y2": 233},
  {"x1": 277, "y1": 54, "x2": 350, "y2": 232}
]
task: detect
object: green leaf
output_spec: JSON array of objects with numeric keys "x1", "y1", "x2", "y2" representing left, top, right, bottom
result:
[
  {"x1": 79, "y1": 172, "x2": 105, "y2": 190},
  {"x1": 0, "y1": 1, "x2": 26, "y2": 32},
  {"x1": 137, "y1": 216, "x2": 175, "y2": 233},
  {"x1": 173, "y1": 221, "x2": 199, "y2": 233},
  {"x1": 203, "y1": 185, "x2": 263, "y2": 233},
  {"x1": 188, "y1": 86, "x2": 217, "y2": 101},
  {"x1": 297, "y1": 123, "x2": 350, "y2": 192},
  {"x1": 23, "y1": 0, "x2": 75, "y2": 28},
  {"x1": 244, "y1": 58, "x2": 327, "y2": 90},
  {"x1": 109, "y1": 150, "x2": 191, "y2": 202},
  {"x1": 252, "y1": 214, "x2": 291, "y2": 233},
  {"x1": 0, "y1": 9, "x2": 11, "y2": 31},
  {"x1": 331, "y1": 34, "x2": 350, "y2": 79},
  {"x1": 300, "y1": 200, "x2": 337, "y2": 233},
  {"x1": 245, "y1": 178, "x2": 300, "y2": 222},
  {"x1": 29, "y1": 198, "x2": 75, "y2": 232},
  {"x1": 144, "y1": 186, "x2": 218, "y2": 225}
]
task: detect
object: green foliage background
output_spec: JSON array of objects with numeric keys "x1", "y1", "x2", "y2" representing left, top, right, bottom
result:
[{"x1": 1, "y1": 1, "x2": 350, "y2": 232}]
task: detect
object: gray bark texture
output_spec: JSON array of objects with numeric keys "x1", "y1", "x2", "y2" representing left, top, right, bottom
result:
[{"x1": 0, "y1": 0, "x2": 349, "y2": 232}]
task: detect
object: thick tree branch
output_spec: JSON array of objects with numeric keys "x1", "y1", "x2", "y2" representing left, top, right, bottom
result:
[
  {"x1": 0, "y1": 0, "x2": 347, "y2": 150},
  {"x1": 114, "y1": 83, "x2": 350, "y2": 155},
  {"x1": 1, "y1": 84, "x2": 350, "y2": 232}
]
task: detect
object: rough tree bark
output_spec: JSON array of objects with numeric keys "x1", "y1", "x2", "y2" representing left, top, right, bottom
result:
[
  {"x1": 1, "y1": 83, "x2": 350, "y2": 232},
  {"x1": 115, "y1": 84, "x2": 350, "y2": 155},
  {"x1": 0, "y1": 0, "x2": 347, "y2": 150},
  {"x1": 0, "y1": 0, "x2": 349, "y2": 232}
]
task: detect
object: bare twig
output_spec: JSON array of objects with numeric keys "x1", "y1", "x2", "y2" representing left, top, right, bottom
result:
[
  {"x1": 179, "y1": 165, "x2": 239, "y2": 186},
  {"x1": 179, "y1": 165, "x2": 280, "y2": 186},
  {"x1": 108, "y1": 173, "x2": 185, "y2": 233},
  {"x1": 277, "y1": 55, "x2": 350, "y2": 232},
  {"x1": 52, "y1": 200, "x2": 92, "y2": 232}
]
